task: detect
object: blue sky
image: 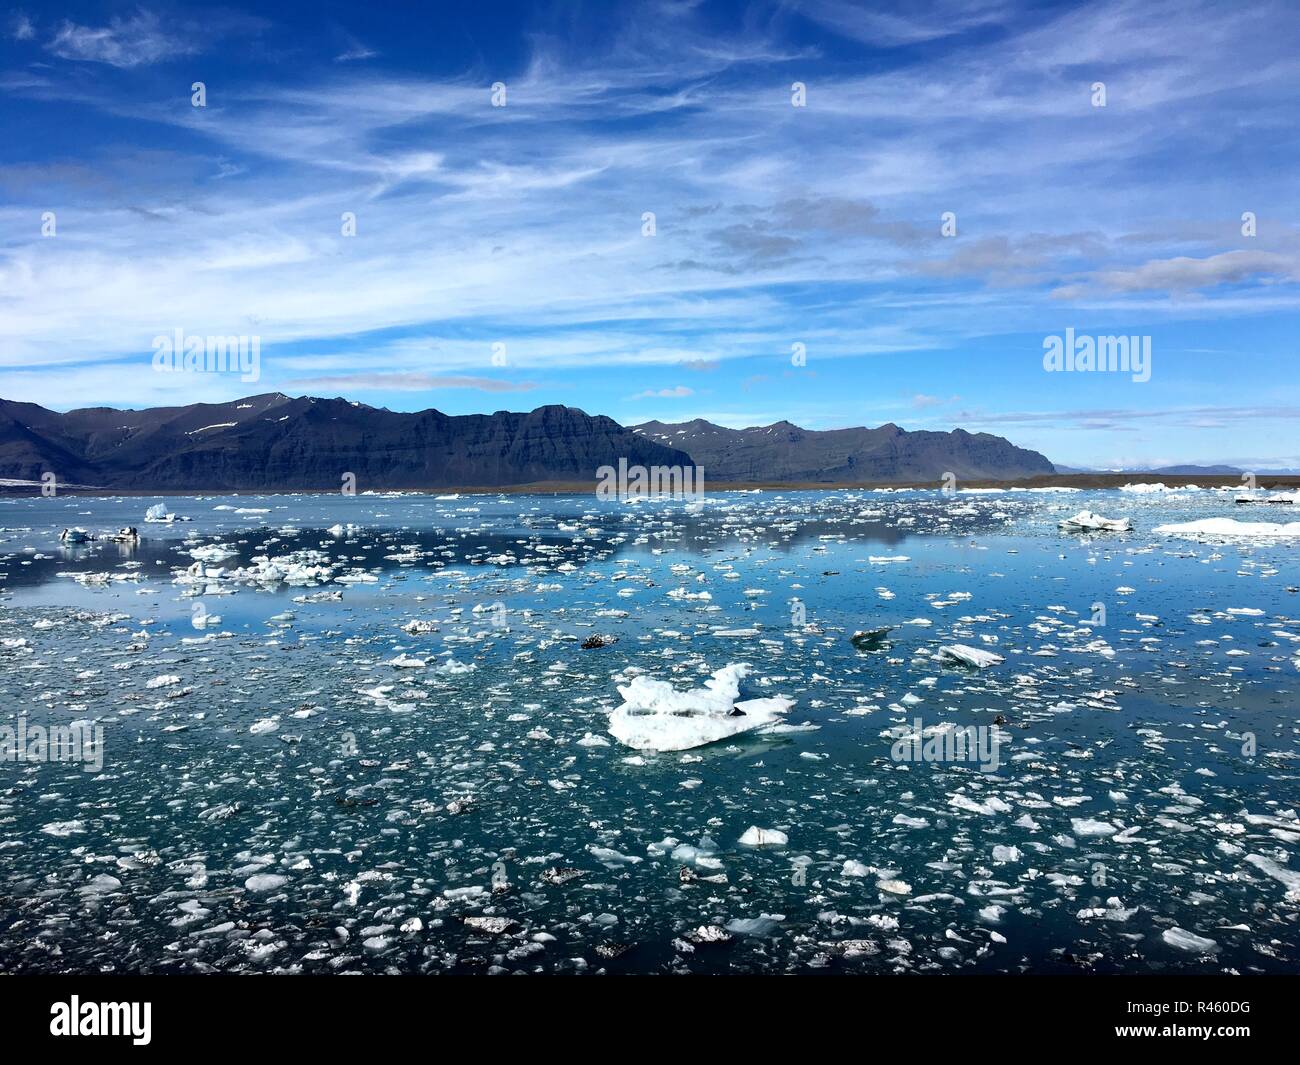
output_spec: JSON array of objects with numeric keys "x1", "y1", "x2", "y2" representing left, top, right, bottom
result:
[{"x1": 2, "y1": 0, "x2": 1298, "y2": 468}]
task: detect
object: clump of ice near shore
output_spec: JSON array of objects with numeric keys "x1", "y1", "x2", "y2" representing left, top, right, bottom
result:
[
  {"x1": 1154, "y1": 518, "x2": 1300, "y2": 539},
  {"x1": 607, "y1": 663, "x2": 794, "y2": 752}
]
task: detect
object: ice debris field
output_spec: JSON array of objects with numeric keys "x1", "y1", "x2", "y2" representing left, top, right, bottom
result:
[{"x1": 1, "y1": 486, "x2": 1298, "y2": 973}]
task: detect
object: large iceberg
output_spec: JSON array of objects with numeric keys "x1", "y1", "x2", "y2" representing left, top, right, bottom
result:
[
  {"x1": 607, "y1": 663, "x2": 794, "y2": 752},
  {"x1": 1154, "y1": 518, "x2": 1300, "y2": 539}
]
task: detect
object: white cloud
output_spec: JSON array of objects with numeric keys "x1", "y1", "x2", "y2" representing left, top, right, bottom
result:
[
  {"x1": 46, "y1": 11, "x2": 198, "y2": 67},
  {"x1": 629, "y1": 385, "x2": 695, "y2": 399},
  {"x1": 286, "y1": 373, "x2": 536, "y2": 392},
  {"x1": 9, "y1": 11, "x2": 35, "y2": 40}
]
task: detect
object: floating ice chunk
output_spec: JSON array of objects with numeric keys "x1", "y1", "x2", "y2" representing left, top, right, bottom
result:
[
  {"x1": 464, "y1": 916, "x2": 519, "y2": 935},
  {"x1": 1244, "y1": 854, "x2": 1300, "y2": 896},
  {"x1": 1059, "y1": 511, "x2": 1133, "y2": 532},
  {"x1": 41, "y1": 820, "x2": 85, "y2": 837},
  {"x1": 187, "y1": 544, "x2": 239, "y2": 563},
  {"x1": 1161, "y1": 927, "x2": 1218, "y2": 953},
  {"x1": 588, "y1": 845, "x2": 642, "y2": 867},
  {"x1": 245, "y1": 873, "x2": 288, "y2": 893},
  {"x1": 1154, "y1": 518, "x2": 1300, "y2": 539},
  {"x1": 937, "y1": 644, "x2": 1004, "y2": 669},
  {"x1": 1071, "y1": 818, "x2": 1119, "y2": 837},
  {"x1": 1078, "y1": 898, "x2": 1138, "y2": 922},
  {"x1": 607, "y1": 663, "x2": 793, "y2": 752},
  {"x1": 1118, "y1": 482, "x2": 1172, "y2": 493},
  {"x1": 738, "y1": 826, "x2": 788, "y2": 847},
  {"x1": 841, "y1": 860, "x2": 871, "y2": 877},
  {"x1": 725, "y1": 914, "x2": 784, "y2": 936},
  {"x1": 249, "y1": 717, "x2": 279, "y2": 735},
  {"x1": 437, "y1": 658, "x2": 476, "y2": 675},
  {"x1": 948, "y1": 793, "x2": 1012, "y2": 816},
  {"x1": 388, "y1": 654, "x2": 425, "y2": 668}
]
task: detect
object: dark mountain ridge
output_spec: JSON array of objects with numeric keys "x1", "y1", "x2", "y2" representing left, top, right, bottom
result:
[
  {"x1": 633, "y1": 417, "x2": 1055, "y2": 483},
  {"x1": 0, "y1": 393, "x2": 693, "y2": 490},
  {"x1": 0, "y1": 394, "x2": 1056, "y2": 490}
]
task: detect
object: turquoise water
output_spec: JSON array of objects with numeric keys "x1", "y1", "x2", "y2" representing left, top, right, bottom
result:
[{"x1": 1, "y1": 488, "x2": 1297, "y2": 973}]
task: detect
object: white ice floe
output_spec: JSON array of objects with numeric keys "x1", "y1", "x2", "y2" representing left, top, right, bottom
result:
[
  {"x1": 948, "y1": 793, "x2": 1012, "y2": 816},
  {"x1": 1119, "y1": 482, "x2": 1175, "y2": 493},
  {"x1": 1071, "y1": 818, "x2": 1119, "y2": 837},
  {"x1": 725, "y1": 914, "x2": 784, "y2": 936},
  {"x1": 1161, "y1": 927, "x2": 1218, "y2": 953},
  {"x1": 1154, "y1": 518, "x2": 1300, "y2": 539},
  {"x1": 186, "y1": 544, "x2": 239, "y2": 563},
  {"x1": 937, "y1": 644, "x2": 1004, "y2": 669},
  {"x1": 437, "y1": 658, "x2": 476, "y2": 675},
  {"x1": 607, "y1": 663, "x2": 794, "y2": 752},
  {"x1": 738, "y1": 826, "x2": 788, "y2": 847},
  {"x1": 388, "y1": 654, "x2": 425, "y2": 668},
  {"x1": 1244, "y1": 853, "x2": 1300, "y2": 896},
  {"x1": 1058, "y1": 511, "x2": 1133, "y2": 532}
]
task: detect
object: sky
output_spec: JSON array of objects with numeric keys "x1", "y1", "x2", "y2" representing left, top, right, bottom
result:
[{"x1": 2, "y1": 0, "x2": 1299, "y2": 469}]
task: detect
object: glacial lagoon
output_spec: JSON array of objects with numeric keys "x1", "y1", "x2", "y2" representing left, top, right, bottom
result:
[{"x1": 1, "y1": 486, "x2": 1297, "y2": 973}]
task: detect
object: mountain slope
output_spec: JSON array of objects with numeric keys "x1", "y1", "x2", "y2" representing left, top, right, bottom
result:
[
  {"x1": 0, "y1": 394, "x2": 694, "y2": 490},
  {"x1": 633, "y1": 418, "x2": 1055, "y2": 483}
]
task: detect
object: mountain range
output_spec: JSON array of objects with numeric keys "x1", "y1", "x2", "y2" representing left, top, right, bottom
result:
[
  {"x1": 0, "y1": 393, "x2": 1055, "y2": 490},
  {"x1": 633, "y1": 418, "x2": 1055, "y2": 483}
]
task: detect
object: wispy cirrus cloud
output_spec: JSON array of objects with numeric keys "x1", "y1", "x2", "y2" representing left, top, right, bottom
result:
[
  {"x1": 42, "y1": 8, "x2": 267, "y2": 68},
  {"x1": 46, "y1": 11, "x2": 199, "y2": 67},
  {"x1": 284, "y1": 373, "x2": 537, "y2": 392}
]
